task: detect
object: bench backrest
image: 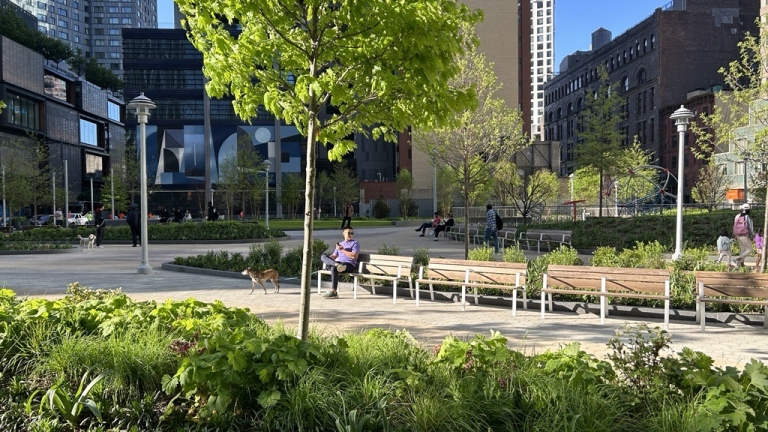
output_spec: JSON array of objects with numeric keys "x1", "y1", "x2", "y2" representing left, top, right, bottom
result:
[
  {"x1": 501, "y1": 228, "x2": 518, "y2": 239},
  {"x1": 696, "y1": 271, "x2": 768, "y2": 299},
  {"x1": 546, "y1": 265, "x2": 669, "y2": 294},
  {"x1": 425, "y1": 258, "x2": 527, "y2": 286},
  {"x1": 363, "y1": 254, "x2": 414, "y2": 277},
  {"x1": 524, "y1": 229, "x2": 572, "y2": 240}
]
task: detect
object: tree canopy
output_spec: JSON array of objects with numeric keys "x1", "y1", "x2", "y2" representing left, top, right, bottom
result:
[{"x1": 175, "y1": 0, "x2": 480, "y2": 339}]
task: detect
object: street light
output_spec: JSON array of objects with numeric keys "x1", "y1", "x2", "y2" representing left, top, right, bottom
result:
[
  {"x1": 333, "y1": 186, "x2": 337, "y2": 218},
  {"x1": 670, "y1": 105, "x2": 694, "y2": 260},
  {"x1": 127, "y1": 92, "x2": 156, "y2": 274},
  {"x1": 263, "y1": 159, "x2": 271, "y2": 229},
  {"x1": 432, "y1": 150, "x2": 438, "y2": 214}
]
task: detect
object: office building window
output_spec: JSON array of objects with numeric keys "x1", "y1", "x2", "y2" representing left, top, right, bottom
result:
[
  {"x1": 73, "y1": 35, "x2": 79, "y2": 42},
  {"x1": 85, "y1": 153, "x2": 103, "y2": 176},
  {"x1": 109, "y1": 17, "x2": 118, "y2": 24},
  {"x1": 108, "y1": 6, "x2": 118, "y2": 12},
  {"x1": 108, "y1": 101, "x2": 121, "y2": 121},
  {"x1": 109, "y1": 28, "x2": 119, "y2": 35},
  {"x1": 109, "y1": 52, "x2": 121, "y2": 58},
  {"x1": 121, "y1": 6, "x2": 131, "y2": 12},
  {"x1": 94, "y1": 39, "x2": 105, "y2": 45},
  {"x1": 58, "y1": 19, "x2": 67, "y2": 28},
  {"x1": 121, "y1": 17, "x2": 131, "y2": 24},
  {"x1": 73, "y1": 23, "x2": 78, "y2": 31},
  {"x1": 109, "y1": 39, "x2": 120, "y2": 46},
  {"x1": 59, "y1": 31, "x2": 68, "y2": 39},
  {"x1": 80, "y1": 119, "x2": 98, "y2": 145},
  {"x1": 6, "y1": 93, "x2": 40, "y2": 129},
  {"x1": 37, "y1": 1, "x2": 46, "y2": 8},
  {"x1": 93, "y1": 5, "x2": 102, "y2": 12},
  {"x1": 57, "y1": 8, "x2": 66, "y2": 16}
]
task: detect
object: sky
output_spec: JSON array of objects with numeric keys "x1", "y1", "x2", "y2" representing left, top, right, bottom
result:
[{"x1": 157, "y1": 0, "x2": 664, "y2": 73}]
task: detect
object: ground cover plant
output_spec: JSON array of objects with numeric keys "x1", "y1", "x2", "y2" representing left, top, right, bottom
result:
[{"x1": 0, "y1": 285, "x2": 766, "y2": 431}]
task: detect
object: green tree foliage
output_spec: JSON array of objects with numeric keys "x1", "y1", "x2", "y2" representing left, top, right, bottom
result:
[
  {"x1": 0, "y1": 5, "x2": 72, "y2": 62},
  {"x1": 280, "y1": 173, "x2": 304, "y2": 219},
  {"x1": 217, "y1": 145, "x2": 265, "y2": 219},
  {"x1": 576, "y1": 65, "x2": 625, "y2": 217},
  {"x1": 689, "y1": 17, "x2": 768, "y2": 270},
  {"x1": 413, "y1": 33, "x2": 529, "y2": 257},
  {"x1": 495, "y1": 163, "x2": 558, "y2": 225},
  {"x1": 175, "y1": 0, "x2": 479, "y2": 339},
  {"x1": 314, "y1": 171, "x2": 331, "y2": 217},
  {"x1": 691, "y1": 161, "x2": 730, "y2": 212},
  {"x1": 372, "y1": 196, "x2": 391, "y2": 219},
  {"x1": 330, "y1": 165, "x2": 360, "y2": 214},
  {"x1": 395, "y1": 168, "x2": 417, "y2": 217}
]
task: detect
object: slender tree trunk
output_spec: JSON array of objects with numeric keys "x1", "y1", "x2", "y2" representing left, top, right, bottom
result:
[
  {"x1": 598, "y1": 166, "x2": 604, "y2": 218},
  {"x1": 761, "y1": 186, "x2": 768, "y2": 273}
]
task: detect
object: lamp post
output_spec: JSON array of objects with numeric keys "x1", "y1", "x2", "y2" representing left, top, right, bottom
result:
[
  {"x1": 110, "y1": 167, "x2": 115, "y2": 219},
  {"x1": 333, "y1": 186, "x2": 337, "y2": 218},
  {"x1": 2, "y1": 166, "x2": 5, "y2": 227},
  {"x1": 263, "y1": 159, "x2": 271, "y2": 229},
  {"x1": 670, "y1": 105, "x2": 694, "y2": 260},
  {"x1": 52, "y1": 170, "x2": 56, "y2": 226},
  {"x1": 127, "y1": 93, "x2": 156, "y2": 274},
  {"x1": 64, "y1": 160, "x2": 68, "y2": 228},
  {"x1": 432, "y1": 150, "x2": 438, "y2": 214},
  {"x1": 89, "y1": 175, "x2": 94, "y2": 216}
]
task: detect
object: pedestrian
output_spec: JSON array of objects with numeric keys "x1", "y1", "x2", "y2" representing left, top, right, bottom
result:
[
  {"x1": 173, "y1": 207, "x2": 183, "y2": 223},
  {"x1": 159, "y1": 207, "x2": 170, "y2": 223},
  {"x1": 341, "y1": 202, "x2": 354, "y2": 229},
  {"x1": 184, "y1": 210, "x2": 192, "y2": 221},
  {"x1": 319, "y1": 226, "x2": 359, "y2": 299},
  {"x1": 126, "y1": 203, "x2": 141, "y2": 247},
  {"x1": 484, "y1": 204, "x2": 500, "y2": 253},
  {"x1": 755, "y1": 229, "x2": 764, "y2": 272},
  {"x1": 207, "y1": 201, "x2": 219, "y2": 221},
  {"x1": 94, "y1": 204, "x2": 106, "y2": 248},
  {"x1": 415, "y1": 212, "x2": 441, "y2": 237},
  {"x1": 733, "y1": 203, "x2": 754, "y2": 268},
  {"x1": 716, "y1": 229, "x2": 733, "y2": 265}
]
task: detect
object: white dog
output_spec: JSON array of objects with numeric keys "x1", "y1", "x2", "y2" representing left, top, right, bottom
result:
[{"x1": 78, "y1": 234, "x2": 96, "y2": 251}]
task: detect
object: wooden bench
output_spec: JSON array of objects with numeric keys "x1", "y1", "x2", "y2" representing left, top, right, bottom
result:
[
  {"x1": 541, "y1": 265, "x2": 671, "y2": 330},
  {"x1": 316, "y1": 253, "x2": 371, "y2": 294},
  {"x1": 695, "y1": 271, "x2": 768, "y2": 331},
  {"x1": 520, "y1": 229, "x2": 572, "y2": 252},
  {"x1": 415, "y1": 258, "x2": 528, "y2": 315},
  {"x1": 352, "y1": 254, "x2": 414, "y2": 304}
]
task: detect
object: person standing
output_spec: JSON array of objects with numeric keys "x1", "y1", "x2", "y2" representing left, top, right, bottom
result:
[
  {"x1": 733, "y1": 203, "x2": 754, "y2": 268},
  {"x1": 207, "y1": 201, "x2": 219, "y2": 221},
  {"x1": 320, "y1": 227, "x2": 360, "y2": 299},
  {"x1": 341, "y1": 202, "x2": 354, "y2": 229},
  {"x1": 484, "y1": 204, "x2": 500, "y2": 253},
  {"x1": 715, "y1": 229, "x2": 733, "y2": 265},
  {"x1": 94, "y1": 204, "x2": 106, "y2": 248},
  {"x1": 184, "y1": 210, "x2": 192, "y2": 221},
  {"x1": 173, "y1": 207, "x2": 183, "y2": 223},
  {"x1": 126, "y1": 203, "x2": 141, "y2": 247}
]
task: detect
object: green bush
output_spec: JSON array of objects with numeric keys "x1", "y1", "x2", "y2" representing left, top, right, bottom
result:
[
  {"x1": 467, "y1": 245, "x2": 494, "y2": 261},
  {"x1": 372, "y1": 198, "x2": 390, "y2": 219}
]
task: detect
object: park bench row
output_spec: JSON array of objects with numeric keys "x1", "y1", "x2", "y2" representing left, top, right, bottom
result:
[
  {"x1": 317, "y1": 254, "x2": 768, "y2": 331},
  {"x1": 445, "y1": 226, "x2": 572, "y2": 252}
]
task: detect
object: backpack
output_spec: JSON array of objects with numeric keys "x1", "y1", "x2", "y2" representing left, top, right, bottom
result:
[
  {"x1": 733, "y1": 214, "x2": 749, "y2": 236},
  {"x1": 494, "y1": 212, "x2": 503, "y2": 231}
]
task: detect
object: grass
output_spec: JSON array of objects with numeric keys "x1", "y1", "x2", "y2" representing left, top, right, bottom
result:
[{"x1": 266, "y1": 218, "x2": 397, "y2": 230}]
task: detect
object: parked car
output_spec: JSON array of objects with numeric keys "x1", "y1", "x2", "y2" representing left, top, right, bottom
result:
[
  {"x1": 30, "y1": 214, "x2": 53, "y2": 226},
  {"x1": 68, "y1": 213, "x2": 88, "y2": 226}
]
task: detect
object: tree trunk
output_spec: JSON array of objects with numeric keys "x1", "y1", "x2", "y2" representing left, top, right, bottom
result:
[{"x1": 598, "y1": 166, "x2": 604, "y2": 218}]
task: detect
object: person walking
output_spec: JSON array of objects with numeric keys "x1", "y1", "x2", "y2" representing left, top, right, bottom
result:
[
  {"x1": 484, "y1": 204, "x2": 500, "y2": 253},
  {"x1": 320, "y1": 227, "x2": 360, "y2": 299},
  {"x1": 715, "y1": 229, "x2": 733, "y2": 265},
  {"x1": 94, "y1": 204, "x2": 106, "y2": 248},
  {"x1": 207, "y1": 201, "x2": 219, "y2": 221},
  {"x1": 126, "y1": 203, "x2": 141, "y2": 247},
  {"x1": 733, "y1": 203, "x2": 754, "y2": 268},
  {"x1": 341, "y1": 203, "x2": 354, "y2": 229}
]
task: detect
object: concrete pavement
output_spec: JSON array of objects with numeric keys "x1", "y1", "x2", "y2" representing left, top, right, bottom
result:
[{"x1": 1, "y1": 225, "x2": 766, "y2": 369}]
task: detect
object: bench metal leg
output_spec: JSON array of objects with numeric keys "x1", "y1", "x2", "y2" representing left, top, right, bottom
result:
[
  {"x1": 353, "y1": 276, "x2": 359, "y2": 300},
  {"x1": 523, "y1": 289, "x2": 527, "y2": 309},
  {"x1": 461, "y1": 285, "x2": 466, "y2": 311},
  {"x1": 430, "y1": 283, "x2": 435, "y2": 301},
  {"x1": 474, "y1": 287, "x2": 478, "y2": 306},
  {"x1": 416, "y1": 281, "x2": 421, "y2": 307},
  {"x1": 540, "y1": 290, "x2": 546, "y2": 319},
  {"x1": 512, "y1": 289, "x2": 517, "y2": 317},
  {"x1": 392, "y1": 279, "x2": 397, "y2": 305},
  {"x1": 548, "y1": 293, "x2": 553, "y2": 312},
  {"x1": 764, "y1": 306, "x2": 767, "y2": 329},
  {"x1": 317, "y1": 272, "x2": 322, "y2": 294}
]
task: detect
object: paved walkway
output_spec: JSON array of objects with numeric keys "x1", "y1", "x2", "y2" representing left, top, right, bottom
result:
[{"x1": 1, "y1": 225, "x2": 766, "y2": 368}]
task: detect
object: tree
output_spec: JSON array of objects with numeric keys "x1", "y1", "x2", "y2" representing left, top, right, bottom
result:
[
  {"x1": 0, "y1": 135, "x2": 36, "y2": 223},
  {"x1": 413, "y1": 35, "x2": 529, "y2": 258},
  {"x1": 175, "y1": 0, "x2": 479, "y2": 339},
  {"x1": 576, "y1": 65, "x2": 625, "y2": 217},
  {"x1": 280, "y1": 173, "x2": 304, "y2": 219},
  {"x1": 395, "y1": 168, "x2": 416, "y2": 217},
  {"x1": 0, "y1": 6, "x2": 73, "y2": 62},
  {"x1": 495, "y1": 162, "x2": 558, "y2": 225},
  {"x1": 314, "y1": 171, "x2": 332, "y2": 217},
  {"x1": 689, "y1": 18, "x2": 768, "y2": 270},
  {"x1": 217, "y1": 145, "x2": 265, "y2": 219},
  {"x1": 331, "y1": 166, "x2": 360, "y2": 214},
  {"x1": 0, "y1": 100, "x2": 5, "y2": 113},
  {"x1": 690, "y1": 161, "x2": 730, "y2": 212}
]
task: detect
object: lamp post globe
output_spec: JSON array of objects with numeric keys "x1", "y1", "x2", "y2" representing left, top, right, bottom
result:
[
  {"x1": 670, "y1": 105, "x2": 694, "y2": 260},
  {"x1": 127, "y1": 93, "x2": 156, "y2": 274}
]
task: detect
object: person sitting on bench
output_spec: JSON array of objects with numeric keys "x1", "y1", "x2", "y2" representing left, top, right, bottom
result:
[{"x1": 433, "y1": 213, "x2": 454, "y2": 241}]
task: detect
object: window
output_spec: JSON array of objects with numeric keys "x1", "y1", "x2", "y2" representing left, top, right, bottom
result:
[
  {"x1": 109, "y1": 52, "x2": 121, "y2": 58},
  {"x1": 109, "y1": 28, "x2": 119, "y2": 35},
  {"x1": 629, "y1": 47, "x2": 633, "y2": 60},
  {"x1": 95, "y1": 51, "x2": 105, "y2": 58},
  {"x1": 637, "y1": 68, "x2": 647, "y2": 84},
  {"x1": 93, "y1": 17, "x2": 103, "y2": 23},
  {"x1": 85, "y1": 153, "x2": 103, "y2": 176},
  {"x1": 95, "y1": 28, "x2": 103, "y2": 35},
  {"x1": 37, "y1": 1, "x2": 46, "y2": 8},
  {"x1": 94, "y1": 39, "x2": 105, "y2": 45},
  {"x1": 643, "y1": 38, "x2": 648, "y2": 53},
  {"x1": 57, "y1": 8, "x2": 66, "y2": 16},
  {"x1": 650, "y1": 35, "x2": 655, "y2": 49},
  {"x1": 622, "y1": 76, "x2": 629, "y2": 92},
  {"x1": 73, "y1": 14, "x2": 78, "y2": 21},
  {"x1": 110, "y1": 63, "x2": 120, "y2": 70},
  {"x1": 73, "y1": 35, "x2": 79, "y2": 42},
  {"x1": 73, "y1": 1, "x2": 77, "y2": 9},
  {"x1": 108, "y1": 6, "x2": 118, "y2": 12},
  {"x1": 649, "y1": 87, "x2": 655, "y2": 109},
  {"x1": 6, "y1": 93, "x2": 40, "y2": 129},
  {"x1": 80, "y1": 119, "x2": 98, "y2": 145},
  {"x1": 109, "y1": 39, "x2": 120, "y2": 46},
  {"x1": 93, "y1": 5, "x2": 102, "y2": 12},
  {"x1": 59, "y1": 31, "x2": 68, "y2": 39},
  {"x1": 122, "y1": 6, "x2": 131, "y2": 12},
  {"x1": 107, "y1": 101, "x2": 120, "y2": 122},
  {"x1": 37, "y1": 13, "x2": 46, "y2": 21},
  {"x1": 58, "y1": 19, "x2": 67, "y2": 28},
  {"x1": 121, "y1": 17, "x2": 131, "y2": 24},
  {"x1": 108, "y1": 17, "x2": 118, "y2": 24}
]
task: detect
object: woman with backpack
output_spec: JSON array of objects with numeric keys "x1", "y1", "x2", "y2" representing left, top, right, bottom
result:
[{"x1": 733, "y1": 203, "x2": 754, "y2": 268}]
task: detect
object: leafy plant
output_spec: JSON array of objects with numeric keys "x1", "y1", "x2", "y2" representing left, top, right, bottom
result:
[
  {"x1": 372, "y1": 198, "x2": 390, "y2": 219},
  {"x1": 467, "y1": 245, "x2": 494, "y2": 261},
  {"x1": 502, "y1": 246, "x2": 526, "y2": 263},
  {"x1": 28, "y1": 369, "x2": 107, "y2": 427},
  {"x1": 606, "y1": 324, "x2": 673, "y2": 397},
  {"x1": 377, "y1": 243, "x2": 399, "y2": 256}
]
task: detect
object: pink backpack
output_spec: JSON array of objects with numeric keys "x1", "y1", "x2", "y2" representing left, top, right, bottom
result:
[{"x1": 733, "y1": 215, "x2": 749, "y2": 236}]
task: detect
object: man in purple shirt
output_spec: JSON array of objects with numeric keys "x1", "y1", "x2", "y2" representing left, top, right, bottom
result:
[{"x1": 320, "y1": 226, "x2": 360, "y2": 298}]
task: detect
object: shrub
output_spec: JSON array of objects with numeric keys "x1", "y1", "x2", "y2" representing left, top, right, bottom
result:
[
  {"x1": 467, "y1": 245, "x2": 494, "y2": 261},
  {"x1": 377, "y1": 243, "x2": 400, "y2": 255},
  {"x1": 372, "y1": 198, "x2": 390, "y2": 219},
  {"x1": 503, "y1": 246, "x2": 526, "y2": 263}
]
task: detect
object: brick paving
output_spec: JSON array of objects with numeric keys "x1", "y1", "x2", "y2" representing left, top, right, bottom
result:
[{"x1": 1, "y1": 225, "x2": 766, "y2": 368}]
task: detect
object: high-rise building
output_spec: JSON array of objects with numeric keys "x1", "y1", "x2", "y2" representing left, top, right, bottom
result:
[
  {"x1": 8, "y1": 0, "x2": 157, "y2": 78},
  {"x1": 528, "y1": 0, "x2": 555, "y2": 140}
]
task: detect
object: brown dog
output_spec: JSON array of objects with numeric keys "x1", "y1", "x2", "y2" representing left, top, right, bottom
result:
[{"x1": 241, "y1": 268, "x2": 280, "y2": 294}]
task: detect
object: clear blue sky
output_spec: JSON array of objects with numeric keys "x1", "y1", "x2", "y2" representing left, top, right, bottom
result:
[{"x1": 157, "y1": 0, "x2": 664, "y2": 72}]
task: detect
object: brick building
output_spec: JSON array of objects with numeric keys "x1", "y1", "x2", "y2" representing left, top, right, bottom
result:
[{"x1": 544, "y1": 0, "x2": 759, "y2": 197}]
